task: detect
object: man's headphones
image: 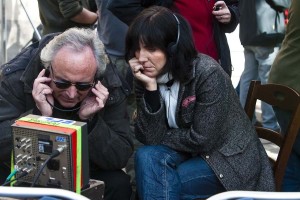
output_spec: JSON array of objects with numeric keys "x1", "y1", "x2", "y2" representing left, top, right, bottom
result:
[
  {"x1": 167, "y1": 13, "x2": 180, "y2": 56},
  {"x1": 45, "y1": 67, "x2": 50, "y2": 77}
]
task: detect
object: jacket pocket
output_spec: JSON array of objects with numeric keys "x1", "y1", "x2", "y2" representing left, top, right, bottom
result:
[
  {"x1": 219, "y1": 135, "x2": 261, "y2": 183},
  {"x1": 219, "y1": 134, "x2": 251, "y2": 156},
  {"x1": 180, "y1": 95, "x2": 196, "y2": 124}
]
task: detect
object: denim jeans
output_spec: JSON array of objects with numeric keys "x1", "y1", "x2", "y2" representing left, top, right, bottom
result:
[
  {"x1": 273, "y1": 107, "x2": 300, "y2": 191},
  {"x1": 135, "y1": 145, "x2": 225, "y2": 200},
  {"x1": 239, "y1": 46, "x2": 280, "y2": 131}
]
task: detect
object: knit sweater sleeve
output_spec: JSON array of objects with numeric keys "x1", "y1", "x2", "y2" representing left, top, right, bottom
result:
[{"x1": 144, "y1": 90, "x2": 161, "y2": 112}]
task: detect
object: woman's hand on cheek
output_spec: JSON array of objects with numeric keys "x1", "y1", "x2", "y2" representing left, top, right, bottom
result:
[{"x1": 129, "y1": 58, "x2": 157, "y2": 90}]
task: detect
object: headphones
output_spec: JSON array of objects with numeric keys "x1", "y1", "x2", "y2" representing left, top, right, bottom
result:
[
  {"x1": 167, "y1": 13, "x2": 180, "y2": 56},
  {"x1": 45, "y1": 67, "x2": 50, "y2": 77}
]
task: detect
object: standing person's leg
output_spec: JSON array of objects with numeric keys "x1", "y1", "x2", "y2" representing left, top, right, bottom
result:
[
  {"x1": 273, "y1": 107, "x2": 300, "y2": 191},
  {"x1": 239, "y1": 46, "x2": 259, "y2": 108},
  {"x1": 256, "y1": 46, "x2": 280, "y2": 131}
]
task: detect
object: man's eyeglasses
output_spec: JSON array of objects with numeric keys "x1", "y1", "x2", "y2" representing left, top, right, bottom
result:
[{"x1": 49, "y1": 65, "x2": 95, "y2": 91}]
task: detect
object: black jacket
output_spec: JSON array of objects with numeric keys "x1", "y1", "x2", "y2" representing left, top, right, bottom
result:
[
  {"x1": 213, "y1": 0, "x2": 239, "y2": 76},
  {"x1": 0, "y1": 34, "x2": 133, "y2": 175},
  {"x1": 134, "y1": 54, "x2": 275, "y2": 191}
]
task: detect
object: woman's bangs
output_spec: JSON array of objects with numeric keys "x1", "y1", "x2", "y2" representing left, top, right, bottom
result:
[{"x1": 139, "y1": 23, "x2": 164, "y2": 49}]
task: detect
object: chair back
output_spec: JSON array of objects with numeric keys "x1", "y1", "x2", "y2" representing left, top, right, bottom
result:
[{"x1": 244, "y1": 80, "x2": 300, "y2": 191}]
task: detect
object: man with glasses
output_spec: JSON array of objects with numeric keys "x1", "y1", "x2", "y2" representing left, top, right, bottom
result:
[{"x1": 0, "y1": 28, "x2": 133, "y2": 200}]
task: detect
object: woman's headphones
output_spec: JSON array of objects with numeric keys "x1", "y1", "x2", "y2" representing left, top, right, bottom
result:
[{"x1": 167, "y1": 13, "x2": 180, "y2": 56}]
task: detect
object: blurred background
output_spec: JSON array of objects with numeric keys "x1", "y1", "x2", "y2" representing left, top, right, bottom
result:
[{"x1": 0, "y1": 0, "x2": 244, "y2": 87}]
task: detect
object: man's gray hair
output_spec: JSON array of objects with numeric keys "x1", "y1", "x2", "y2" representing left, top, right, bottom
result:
[{"x1": 40, "y1": 28, "x2": 108, "y2": 77}]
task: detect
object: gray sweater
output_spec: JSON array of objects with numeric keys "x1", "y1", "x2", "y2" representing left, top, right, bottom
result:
[{"x1": 134, "y1": 54, "x2": 275, "y2": 191}]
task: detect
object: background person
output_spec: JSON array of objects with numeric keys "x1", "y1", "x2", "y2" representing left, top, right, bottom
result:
[
  {"x1": 238, "y1": 0, "x2": 290, "y2": 131},
  {"x1": 37, "y1": 0, "x2": 98, "y2": 35},
  {"x1": 126, "y1": 6, "x2": 275, "y2": 199},
  {"x1": 0, "y1": 28, "x2": 133, "y2": 200},
  {"x1": 172, "y1": 0, "x2": 239, "y2": 77}
]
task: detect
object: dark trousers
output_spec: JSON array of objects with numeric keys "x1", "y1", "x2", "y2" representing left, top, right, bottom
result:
[
  {"x1": 0, "y1": 162, "x2": 10, "y2": 185},
  {"x1": 90, "y1": 169, "x2": 132, "y2": 200}
]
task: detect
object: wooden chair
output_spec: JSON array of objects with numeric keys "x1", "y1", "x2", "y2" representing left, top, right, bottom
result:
[{"x1": 244, "y1": 80, "x2": 300, "y2": 191}]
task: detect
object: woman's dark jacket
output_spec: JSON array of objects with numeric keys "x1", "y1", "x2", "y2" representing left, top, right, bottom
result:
[
  {"x1": 107, "y1": 0, "x2": 240, "y2": 76},
  {"x1": 134, "y1": 54, "x2": 275, "y2": 191},
  {"x1": 0, "y1": 34, "x2": 133, "y2": 172}
]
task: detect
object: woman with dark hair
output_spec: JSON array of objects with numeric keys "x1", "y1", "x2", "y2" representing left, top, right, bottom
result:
[{"x1": 126, "y1": 6, "x2": 275, "y2": 199}]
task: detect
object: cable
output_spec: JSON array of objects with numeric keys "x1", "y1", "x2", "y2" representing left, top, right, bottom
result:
[
  {"x1": 31, "y1": 146, "x2": 65, "y2": 187},
  {"x1": 1, "y1": 170, "x2": 28, "y2": 186},
  {"x1": 5, "y1": 169, "x2": 18, "y2": 183},
  {"x1": 46, "y1": 98, "x2": 81, "y2": 112}
]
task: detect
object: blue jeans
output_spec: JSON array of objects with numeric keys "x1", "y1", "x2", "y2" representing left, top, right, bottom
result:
[
  {"x1": 273, "y1": 107, "x2": 300, "y2": 191},
  {"x1": 239, "y1": 46, "x2": 280, "y2": 131},
  {"x1": 135, "y1": 145, "x2": 225, "y2": 200}
]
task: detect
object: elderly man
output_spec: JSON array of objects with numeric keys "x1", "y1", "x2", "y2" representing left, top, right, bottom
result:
[{"x1": 0, "y1": 28, "x2": 133, "y2": 200}]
